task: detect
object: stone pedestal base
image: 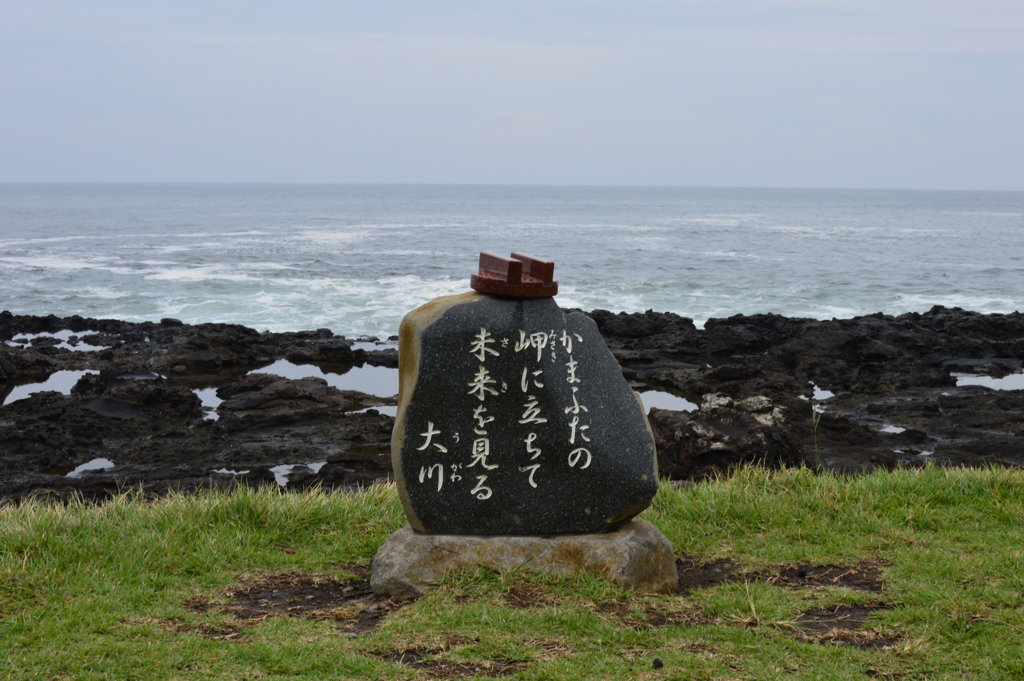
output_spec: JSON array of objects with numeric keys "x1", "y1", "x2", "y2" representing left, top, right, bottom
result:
[{"x1": 370, "y1": 518, "x2": 677, "y2": 601}]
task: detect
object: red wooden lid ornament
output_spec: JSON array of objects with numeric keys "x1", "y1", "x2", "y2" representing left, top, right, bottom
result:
[{"x1": 469, "y1": 252, "x2": 558, "y2": 298}]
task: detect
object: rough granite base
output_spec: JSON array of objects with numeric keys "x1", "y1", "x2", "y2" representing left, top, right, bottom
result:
[{"x1": 370, "y1": 518, "x2": 678, "y2": 601}]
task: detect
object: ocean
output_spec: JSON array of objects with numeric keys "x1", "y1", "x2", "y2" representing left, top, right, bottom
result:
[{"x1": 1, "y1": 184, "x2": 1022, "y2": 338}]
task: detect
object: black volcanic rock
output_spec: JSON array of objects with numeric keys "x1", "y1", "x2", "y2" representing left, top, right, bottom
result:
[
  {"x1": 648, "y1": 393, "x2": 803, "y2": 479},
  {"x1": 1, "y1": 305, "x2": 1023, "y2": 501}
]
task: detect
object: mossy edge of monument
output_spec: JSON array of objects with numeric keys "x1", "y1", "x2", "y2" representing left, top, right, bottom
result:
[{"x1": 391, "y1": 290, "x2": 486, "y2": 532}]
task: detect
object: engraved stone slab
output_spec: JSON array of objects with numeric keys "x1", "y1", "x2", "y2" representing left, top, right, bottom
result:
[
  {"x1": 371, "y1": 519, "x2": 678, "y2": 601},
  {"x1": 393, "y1": 292, "x2": 658, "y2": 535}
]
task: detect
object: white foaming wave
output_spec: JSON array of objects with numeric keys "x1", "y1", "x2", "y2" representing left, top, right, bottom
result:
[
  {"x1": 375, "y1": 274, "x2": 453, "y2": 286},
  {"x1": 651, "y1": 248, "x2": 783, "y2": 262},
  {"x1": 768, "y1": 225, "x2": 884, "y2": 240},
  {"x1": 249, "y1": 289, "x2": 308, "y2": 308},
  {"x1": 955, "y1": 263, "x2": 1009, "y2": 272},
  {"x1": 605, "y1": 224, "x2": 670, "y2": 233},
  {"x1": 96, "y1": 266, "x2": 149, "y2": 275},
  {"x1": 0, "y1": 235, "x2": 105, "y2": 247},
  {"x1": 558, "y1": 283, "x2": 651, "y2": 317},
  {"x1": 145, "y1": 265, "x2": 261, "y2": 282},
  {"x1": 765, "y1": 225, "x2": 951, "y2": 242},
  {"x1": 142, "y1": 261, "x2": 299, "y2": 283},
  {"x1": 563, "y1": 294, "x2": 649, "y2": 314},
  {"x1": 275, "y1": 276, "x2": 438, "y2": 297},
  {"x1": 503, "y1": 222, "x2": 666, "y2": 233},
  {"x1": 613, "y1": 224, "x2": 669, "y2": 233},
  {"x1": 292, "y1": 228, "x2": 372, "y2": 245},
  {"x1": 168, "y1": 240, "x2": 271, "y2": 253},
  {"x1": 77, "y1": 275, "x2": 913, "y2": 338},
  {"x1": 371, "y1": 250, "x2": 457, "y2": 257},
  {"x1": 889, "y1": 228, "x2": 956, "y2": 239},
  {"x1": 370, "y1": 276, "x2": 468, "y2": 308},
  {"x1": 893, "y1": 293, "x2": 1019, "y2": 313},
  {"x1": 173, "y1": 230, "x2": 271, "y2": 238},
  {"x1": 569, "y1": 283, "x2": 868, "y2": 326},
  {"x1": 281, "y1": 277, "x2": 368, "y2": 294},
  {"x1": 188, "y1": 275, "x2": 470, "y2": 336},
  {"x1": 765, "y1": 225, "x2": 820, "y2": 236},
  {"x1": 291, "y1": 222, "x2": 432, "y2": 231},
  {"x1": 811, "y1": 305, "x2": 863, "y2": 320},
  {"x1": 625, "y1": 237, "x2": 669, "y2": 251},
  {"x1": 832, "y1": 225, "x2": 882, "y2": 233},
  {"x1": 0, "y1": 255, "x2": 115, "y2": 270},
  {"x1": 673, "y1": 217, "x2": 744, "y2": 227},
  {"x1": 241, "y1": 263, "x2": 297, "y2": 271},
  {"x1": 83, "y1": 286, "x2": 135, "y2": 300}
]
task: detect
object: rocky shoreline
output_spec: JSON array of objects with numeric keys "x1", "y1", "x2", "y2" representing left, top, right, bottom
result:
[{"x1": 2, "y1": 306, "x2": 1022, "y2": 502}]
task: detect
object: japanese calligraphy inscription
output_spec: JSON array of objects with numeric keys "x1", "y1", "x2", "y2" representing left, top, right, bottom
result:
[{"x1": 392, "y1": 291, "x2": 658, "y2": 535}]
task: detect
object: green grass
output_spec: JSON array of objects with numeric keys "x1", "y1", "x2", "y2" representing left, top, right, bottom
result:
[{"x1": 3, "y1": 466, "x2": 1024, "y2": 680}]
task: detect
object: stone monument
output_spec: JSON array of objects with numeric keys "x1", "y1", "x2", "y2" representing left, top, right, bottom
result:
[{"x1": 370, "y1": 252, "x2": 678, "y2": 600}]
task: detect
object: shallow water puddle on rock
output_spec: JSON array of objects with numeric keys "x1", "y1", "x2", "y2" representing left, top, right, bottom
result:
[
  {"x1": 811, "y1": 383, "x2": 834, "y2": 400},
  {"x1": 269, "y1": 462, "x2": 327, "y2": 486},
  {"x1": 2, "y1": 369, "x2": 99, "y2": 405},
  {"x1": 250, "y1": 359, "x2": 398, "y2": 397},
  {"x1": 797, "y1": 384, "x2": 835, "y2": 404},
  {"x1": 352, "y1": 404, "x2": 398, "y2": 417},
  {"x1": 954, "y1": 372, "x2": 1024, "y2": 390},
  {"x1": 211, "y1": 462, "x2": 329, "y2": 486},
  {"x1": 44, "y1": 456, "x2": 115, "y2": 477},
  {"x1": 212, "y1": 466, "x2": 250, "y2": 476},
  {"x1": 68, "y1": 457, "x2": 115, "y2": 477},
  {"x1": 638, "y1": 390, "x2": 698, "y2": 413},
  {"x1": 5, "y1": 330, "x2": 110, "y2": 352},
  {"x1": 193, "y1": 387, "x2": 222, "y2": 420},
  {"x1": 269, "y1": 464, "x2": 296, "y2": 486}
]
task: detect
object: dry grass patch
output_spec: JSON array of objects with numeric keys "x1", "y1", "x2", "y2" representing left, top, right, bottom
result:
[
  {"x1": 767, "y1": 559, "x2": 886, "y2": 592},
  {"x1": 593, "y1": 600, "x2": 711, "y2": 630},
  {"x1": 370, "y1": 645, "x2": 530, "y2": 679},
  {"x1": 676, "y1": 555, "x2": 886, "y2": 594},
  {"x1": 183, "y1": 567, "x2": 405, "y2": 635},
  {"x1": 675, "y1": 557, "x2": 742, "y2": 594},
  {"x1": 373, "y1": 649, "x2": 529, "y2": 679},
  {"x1": 793, "y1": 603, "x2": 897, "y2": 650},
  {"x1": 502, "y1": 579, "x2": 550, "y2": 609}
]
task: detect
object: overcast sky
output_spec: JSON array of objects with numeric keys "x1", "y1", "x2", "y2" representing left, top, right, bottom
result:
[{"x1": 1, "y1": 1, "x2": 1022, "y2": 189}]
